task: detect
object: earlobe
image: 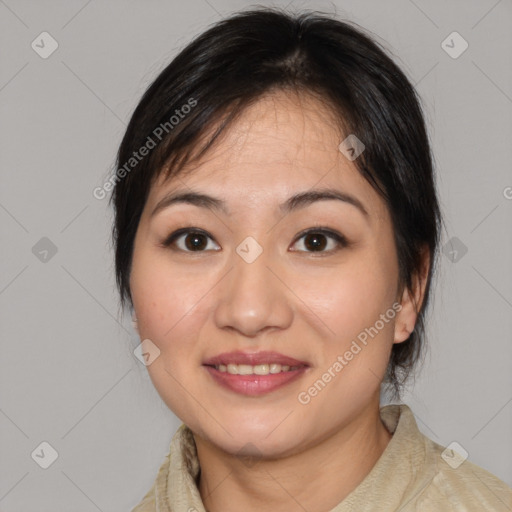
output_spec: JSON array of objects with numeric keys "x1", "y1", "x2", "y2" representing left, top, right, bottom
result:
[
  {"x1": 393, "y1": 287, "x2": 416, "y2": 344},
  {"x1": 132, "y1": 313, "x2": 139, "y2": 334}
]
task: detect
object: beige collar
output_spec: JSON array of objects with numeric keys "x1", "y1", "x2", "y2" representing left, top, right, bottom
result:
[{"x1": 148, "y1": 404, "x2": 435, "y2": 512}]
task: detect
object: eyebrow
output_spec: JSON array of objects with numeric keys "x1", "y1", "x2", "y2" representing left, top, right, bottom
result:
[{"x1": 150, "y1": 188, "x2": 369, "y2": 220}]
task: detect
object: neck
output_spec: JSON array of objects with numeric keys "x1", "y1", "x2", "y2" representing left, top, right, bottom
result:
[{"x1": 194, "y1": 397, "x2": 392, "y2": 512}]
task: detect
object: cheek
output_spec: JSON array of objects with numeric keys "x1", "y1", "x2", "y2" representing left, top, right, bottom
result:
[
  {"x1": 129, "y1": 255, "x2": 221, "y2": 412},
  {"x1": 130, "y1": 252, "x2": 213, "y2": 414},
  {"x1": 315, "y1": 261, "x2": 395, "y2": 335},
  {"x1": 130, "y1": 248, "x2": 209, "y2": 338},
  {"x1": 307, "y1": 250, "x2": 398, "y2": 384}
]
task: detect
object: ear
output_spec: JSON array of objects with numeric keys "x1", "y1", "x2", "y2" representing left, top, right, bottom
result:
[
  {"x1": 394, "y1": 246, "x2": 430, "y2": 344},
  {"x1": 131, "y1": 311, "x2": 139, "y2": 334}
]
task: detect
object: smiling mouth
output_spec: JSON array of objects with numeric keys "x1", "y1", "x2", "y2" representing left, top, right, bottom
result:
[
  {"x1": 202, "y1": 351, "x2": 310, "y2": 396},
  {"x1": 209, "y1": 363, "x2": 304, "y2": 375},
  {"x1": 204, "y1": 364, "x2": 308, "y2": 396}
]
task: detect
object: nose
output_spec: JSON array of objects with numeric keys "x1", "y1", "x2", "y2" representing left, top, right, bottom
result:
[{"x1": 213, "y1": 245, "x2": 294, "y2": 338}]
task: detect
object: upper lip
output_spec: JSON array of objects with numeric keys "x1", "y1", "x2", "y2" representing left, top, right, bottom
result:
[{"x1": 203, "y1": 351, "x2": 309, "y2": 367}]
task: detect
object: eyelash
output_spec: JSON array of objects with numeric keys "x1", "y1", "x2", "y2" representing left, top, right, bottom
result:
[{"x1": 160, "y1": 226, "x2": 349, "y2": 255}]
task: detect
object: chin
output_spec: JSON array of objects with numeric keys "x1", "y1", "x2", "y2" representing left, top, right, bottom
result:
[{"x1": 199, "y1": 418, "x2": 306, "y2": 459}]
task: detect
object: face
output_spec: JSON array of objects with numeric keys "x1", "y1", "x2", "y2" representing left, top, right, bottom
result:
[{"x1": 129, "y1": 91, "x2": 416, "y2": 458}]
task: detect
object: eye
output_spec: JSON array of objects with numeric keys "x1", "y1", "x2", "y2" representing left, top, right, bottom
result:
[
  {"x1": 290, "y1": 228, "x2": 348, "y2": 254},
  {"x1": 162, "y1": 228, "x2": 220, "y2": 252},
  {"x1": 161, "y1": 226, "x2": 348, "y2": 254}
]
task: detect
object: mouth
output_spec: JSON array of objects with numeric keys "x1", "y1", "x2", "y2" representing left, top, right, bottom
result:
[
  {"x1": 211, "y1": 363, "x2": 303, "y2": 375},
  {"x1": 202, "y1": 351, "x2": 310, "y2": 396}
]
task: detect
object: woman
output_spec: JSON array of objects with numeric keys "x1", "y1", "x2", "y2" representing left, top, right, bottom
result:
[{"x1": 109, "y1": 7, "x2": 512, "y2": 511}]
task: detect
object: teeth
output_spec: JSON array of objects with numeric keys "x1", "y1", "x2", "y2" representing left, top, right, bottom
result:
[
  {"x1": 254, "y1": 364, "x2": 269, "y2": 375},
  {"x1": 269, "y1": 363, "x2": 281, "y2": 374},
  {"x1": 215, "y1": 363, "x2": 300, "y2": 375},
  {"x1": 227, "y1": 364, "x2": 238, "y2": 375},
  {"x1": 238, "y1": 364, "x2": 253, "y2": 375}
]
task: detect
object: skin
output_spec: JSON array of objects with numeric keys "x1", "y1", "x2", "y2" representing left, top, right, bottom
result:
[{"x1": 129, "y1": 90, "x2": 430, "y2": 512}]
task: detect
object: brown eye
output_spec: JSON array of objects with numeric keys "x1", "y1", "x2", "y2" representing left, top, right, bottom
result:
[
  {"x1": 303, "y1": 233, "x2": 328, "y2": 251},
  {"x1": 183, "y1": 232, "x2": 208, "y2": 251},
  {"x1": 291, "y1": 228, "x2": 348, "y2": 254},
  {"x1": 163, "y1": 228, "x2": 220, "y2": 252}
]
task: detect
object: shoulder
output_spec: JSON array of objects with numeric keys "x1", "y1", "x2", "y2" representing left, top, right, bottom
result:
[
  {"x1": 380, "y1": 404, "x2": 512, "y2": 511},
  {"x1": 129, "y1": 443, "x2": 173, "y2": 512},
  {"x1": 416, "y1": 434, "x2": 512, "y2": 511},
  {"x1": 129, "y1": 424, "x2": 194, "y2": 512},
  {"x1": 130, "y1": 483, "x2": 156, "y2": 512}
]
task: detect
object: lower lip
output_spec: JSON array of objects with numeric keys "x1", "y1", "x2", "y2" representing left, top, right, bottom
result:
[{"x1": 204, "y1": 366, "x2": 308, "y2": 396}]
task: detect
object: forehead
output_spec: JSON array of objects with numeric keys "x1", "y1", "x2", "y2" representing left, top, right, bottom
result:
[
  {"x1": 167, "y1": 91, "x2": 344, "y2": 177},
  {"x1": 148, "y1": 91, "x2": 387, "y2": 223}
]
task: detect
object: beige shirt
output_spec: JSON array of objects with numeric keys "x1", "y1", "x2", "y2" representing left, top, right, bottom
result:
[{"x1": 131, "y1": 404, "x2": 512, "y2": 511}]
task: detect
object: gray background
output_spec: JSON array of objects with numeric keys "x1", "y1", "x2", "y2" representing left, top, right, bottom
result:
[{"x1": 1, "y1": 0, "x2": 511, "y2": 510}]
